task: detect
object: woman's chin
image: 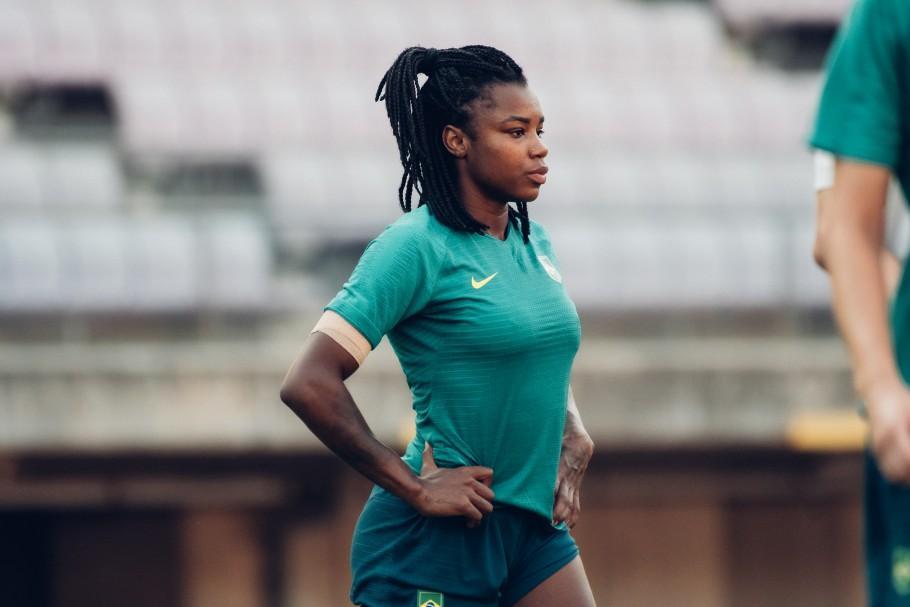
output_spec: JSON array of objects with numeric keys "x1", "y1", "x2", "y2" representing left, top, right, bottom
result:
[{"x1": 519, "y1": 188, "x2": 542, "y2": 203}]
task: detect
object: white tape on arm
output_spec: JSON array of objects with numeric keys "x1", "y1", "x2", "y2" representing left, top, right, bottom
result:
[
  {"x1": 312, "y1": 311, "x2": 372, "y2": 366},
  {"x1": 885, "y1": 187, "x2": 910, "y2": 261},
  {"x1": 814, "y1": 150, "x2": 835, "y2": 192}
]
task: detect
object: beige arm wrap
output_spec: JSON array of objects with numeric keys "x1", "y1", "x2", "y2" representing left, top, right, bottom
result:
[{"x1": 312, "y1": 310, "x2": 372, "y2": 366}]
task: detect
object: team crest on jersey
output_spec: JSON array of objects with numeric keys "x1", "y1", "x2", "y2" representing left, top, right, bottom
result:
[
  {"x1": 894, "y1": 547, "x2": 910, "y2": 595},
  {"x1": 537, "y1": 255, "x2": 562, "y2": 283},
  {"x1": 417, "y1": 590, "x2": 444, "y2": 607}
]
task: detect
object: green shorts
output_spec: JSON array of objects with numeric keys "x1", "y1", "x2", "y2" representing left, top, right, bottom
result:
[
  {"x1": 350, "y1": 485, "x2": 579, "y2": 607},
  {"x1": 866, "y1": 450, "x2": 910, "y2": 606}
]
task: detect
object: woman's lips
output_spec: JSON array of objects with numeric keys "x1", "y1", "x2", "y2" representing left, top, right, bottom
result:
[{"x1": 528, "y1": 167, "x2": 548, "y2": 185}]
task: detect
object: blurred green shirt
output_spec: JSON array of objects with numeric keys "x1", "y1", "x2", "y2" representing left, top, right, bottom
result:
[
  {"x1": 810, "y1": 0, "x2": 910, "y2": 373},
  {"x1": 327, "y1": 205, "x2": 581, "y2": 523}
]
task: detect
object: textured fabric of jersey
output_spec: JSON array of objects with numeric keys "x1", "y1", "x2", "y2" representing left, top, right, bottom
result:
[
  {"x1": 811, "y1": 1, "x2": 910, "y2": 604},
  {"x1": 326, "y1": 204, "x2": 581, "y2": 523},
  {"x1": 810, "y1": 0, "x2": 909, "y2": 184}
]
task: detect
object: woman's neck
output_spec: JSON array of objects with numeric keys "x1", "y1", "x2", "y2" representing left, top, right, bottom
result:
[{"x1": 459, "y1": 181, "x2": 510, "y2": 240}]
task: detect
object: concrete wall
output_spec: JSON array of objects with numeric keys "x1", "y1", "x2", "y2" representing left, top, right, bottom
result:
[
  {"x1": 0, "y1": 451, "x2": 862, "y2": 606},
  {"x1": 0, "y1": 333, "x2": 855, "y2": 451}
]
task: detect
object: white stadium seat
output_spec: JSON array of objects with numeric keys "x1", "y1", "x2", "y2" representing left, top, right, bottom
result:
[
  {"x1": 0, "y1": 3, "x2": 38, "y2": 83},
  {"x1": 0, "y1": 145, "x2": 45, "y2": 210},
  {"x1": 45, "y1": 146, "x2": 122, "y2": 211},
  {"x1": 114, "y1": 73, "x2": 191, "y2": 155},
  {"x1": 198, "y1": 215, "x2": 272, "y2": 309},
  {"x1": 36, "y1": 3, "x2": 108, "y2": 83},
  {"x1": 61, "y1": 218, "x2": 130, "y2": 311},
  {"x1": 127, "y1": 218, "x2": 198, "y2": 311},
  {"x1": 108, "y1": 1, "x2": 170, "y2": 70},
  {"x1": 0, "y1": 219, "x2": 63, "y2": 310}
]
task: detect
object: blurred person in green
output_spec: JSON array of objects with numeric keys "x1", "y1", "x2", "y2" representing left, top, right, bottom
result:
[{"x1": 811, "y1": 0, "x2": 910, "y2": 603}]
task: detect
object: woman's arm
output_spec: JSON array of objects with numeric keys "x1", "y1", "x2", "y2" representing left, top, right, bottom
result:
[
  {"x1": 815, "y1": 159, "x2": 910, "y2": 482},
  {"x1": 553, "y1": 387, "x2": 594, "y2": 528},
  {"x1": 813, "y1": 150, "x2": 902, "y2": 291},
  {"x1": 280, "y1": 332, "x2": 423, "y2": 499},
  {"x1": 815, "y1": 188, "x2": 901, "y2": 294},
  {"x1": 564, "y1": 387, "x2": 593, "y2": 442},
  {"x1": 279, "y1": 332, "x2": 495, "y2": 522},
  {"x1": 881, "y1": 248, "x2": 903, "y2": 296}
]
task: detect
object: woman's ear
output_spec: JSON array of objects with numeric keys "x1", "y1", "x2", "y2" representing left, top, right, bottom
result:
[{"x1": 442, "y1": 124, "x2": 468, "y2": 158}]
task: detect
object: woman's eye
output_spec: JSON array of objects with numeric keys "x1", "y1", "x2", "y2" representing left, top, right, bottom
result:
[
  {"x1": 510, "y1": 130, "x2": 525, "y2": 138},
  {"x1": 537, "y1": 130, "x2": 545, "y2": 137}
]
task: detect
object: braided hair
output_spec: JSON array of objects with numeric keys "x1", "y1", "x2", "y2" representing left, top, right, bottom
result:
[{"x1": 375, "y1": 45, "x2": 532, "y2": 243}]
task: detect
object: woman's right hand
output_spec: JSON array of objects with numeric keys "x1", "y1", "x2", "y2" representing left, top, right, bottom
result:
[
  {"x1": 409, "y1": 442, "x2": 495, "y2": 528},
  {"x1": 867, "y1": 378, "x2": 910, "y2": 483}
]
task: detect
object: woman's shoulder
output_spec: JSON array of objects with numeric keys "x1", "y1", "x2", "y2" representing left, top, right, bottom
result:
[
  {"x1": 527, "y1": 216, "x2": 553, "y2": 243},
  {"x1": 372, "y1": 205, "x2": 452, "y2": 257}
]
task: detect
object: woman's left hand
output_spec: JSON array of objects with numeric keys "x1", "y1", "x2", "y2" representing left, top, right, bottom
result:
[{"x1": 552, "y1": 431, "x2": 594, "y2": 528}]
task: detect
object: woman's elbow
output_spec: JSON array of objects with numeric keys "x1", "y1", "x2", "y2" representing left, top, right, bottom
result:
[
  {"x1": 279, "y1": 375, "x2": 320, "y2": 412},
  {"x1": 812, "y1": 231, "x2": 829, "y2": 271},
  {"x1": 279, "y1": 382, "x2": 302, "y2": 408}
]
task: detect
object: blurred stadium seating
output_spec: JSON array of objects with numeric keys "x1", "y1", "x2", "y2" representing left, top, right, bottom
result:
[
  {"x1": 714, "y1": 0, "x2": 852, "y2": 32},
  {"x1": 0, "y1": 0, "x2": 845, "y2": 314}
]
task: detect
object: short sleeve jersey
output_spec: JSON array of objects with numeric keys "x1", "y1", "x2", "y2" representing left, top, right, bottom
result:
[
  {"x1": 810, "y1": 0, "x2": 910, "y2": 377},
  {"x1": 326, "y1": 205, "x2": 581, "y2": 523}
]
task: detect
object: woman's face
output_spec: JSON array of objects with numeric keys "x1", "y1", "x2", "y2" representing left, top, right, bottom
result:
[{"x1": 453, "y1": 82, "x2": 549, "y2": 204}]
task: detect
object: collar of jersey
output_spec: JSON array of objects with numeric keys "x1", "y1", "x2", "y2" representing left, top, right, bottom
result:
[{"x1": 479, "y1": 217, "x2": 513, "y2": 243}]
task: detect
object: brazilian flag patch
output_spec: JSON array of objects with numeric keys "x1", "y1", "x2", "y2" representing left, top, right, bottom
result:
[
  {"x1": 894, "y1": 547, "x2": 910, "y2": 595},
  {"x1": 418, "y1": 590, "x2": 444, "y2": 607}
]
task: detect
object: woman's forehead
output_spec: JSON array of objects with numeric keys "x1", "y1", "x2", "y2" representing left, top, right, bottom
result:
[{"x1": 471, "y1": 83, "x2": 543, "y2": 122}]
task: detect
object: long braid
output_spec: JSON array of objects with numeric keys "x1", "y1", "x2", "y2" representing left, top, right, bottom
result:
[
  {"x1": 513, "y1": 202, "x2": 531, "y2": 242},
  {"x1": 375, "y1": 45, "x2": 532, "y2": 243}
]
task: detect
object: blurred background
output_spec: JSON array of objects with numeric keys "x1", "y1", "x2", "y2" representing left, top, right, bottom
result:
[{"x1": 0, "y1": 0, "x2": 874, "y2": 605}]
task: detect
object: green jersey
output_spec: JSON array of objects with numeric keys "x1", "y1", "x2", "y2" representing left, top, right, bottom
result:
[
  {"x1": 327, "y1": 205, "x2": 581, "y2": 522},
  {"x1": 810, "y1": 0, "x2": 910, "y2": 374}
]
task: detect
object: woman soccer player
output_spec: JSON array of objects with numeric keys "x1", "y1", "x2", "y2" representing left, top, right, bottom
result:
[{"x1": 280, "y1": 45, "x2": 596, "y2": 606}]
